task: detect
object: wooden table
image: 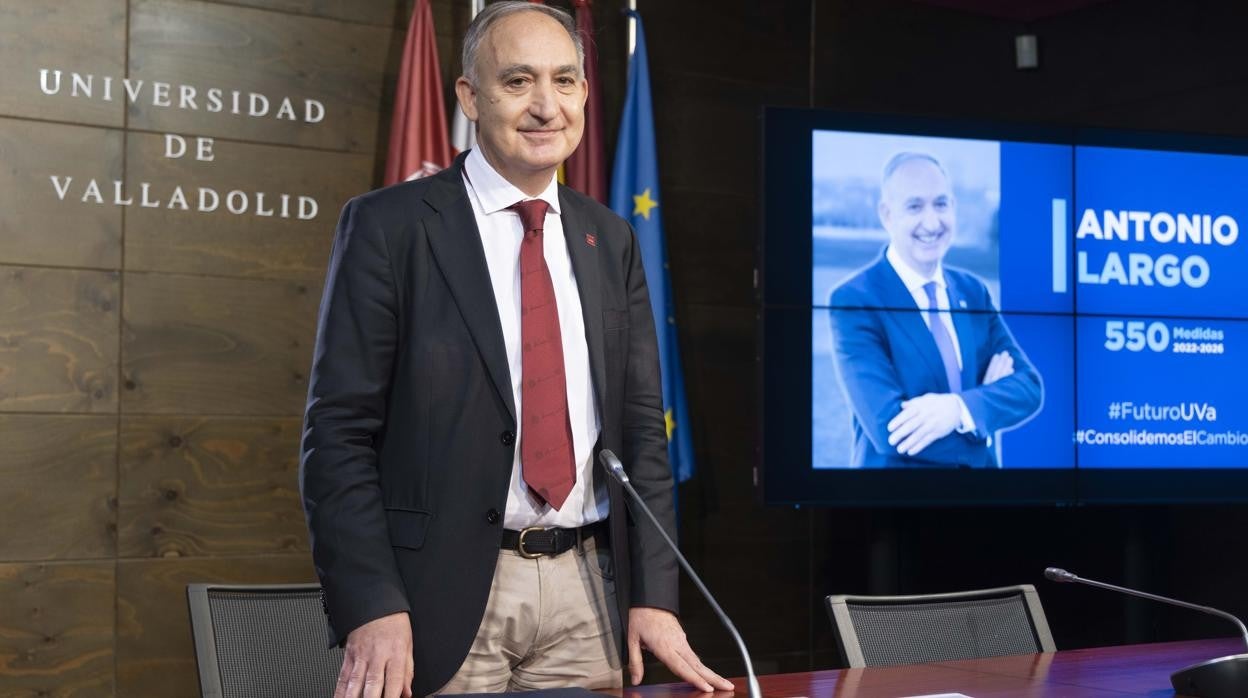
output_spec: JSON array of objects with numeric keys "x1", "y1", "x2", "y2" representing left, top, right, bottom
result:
[{"x1": 621, "y1": 639, "x2": 1242, "y2": 697}]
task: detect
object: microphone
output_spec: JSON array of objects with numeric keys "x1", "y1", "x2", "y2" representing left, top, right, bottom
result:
[
  {"x1": 599, "y1": 449, "x2": 761, "y2": 698},
  {"x1": 1044, "y1": 567, "x2": 1248, "y2": 698}
]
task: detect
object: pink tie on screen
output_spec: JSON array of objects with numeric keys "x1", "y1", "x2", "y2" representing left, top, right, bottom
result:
[
  {"x1": 509, "y1": 199, "x2": 576, "y2": 510},
  {"x1": 923, "y1": 281, "x2": 962, "y2": 393}
]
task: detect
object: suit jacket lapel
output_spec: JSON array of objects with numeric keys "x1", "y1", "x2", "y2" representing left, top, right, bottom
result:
[
  {"x1": 422, "y1": 159, "x2": 517, "y2": 423},
  {"x1": 559, "y1": 188, "x2": 607, "y2": 416},
  {"x1": 870, "y1": 256, "x2": 948, "y2": 388}
]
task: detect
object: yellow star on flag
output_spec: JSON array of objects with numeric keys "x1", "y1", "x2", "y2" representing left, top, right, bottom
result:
[
  {"x1": 664, "y1": 408, "x2": 675, "y2": 441},
  {"x1": 633, "y1": 188, "x2": 659, "y2": 220}
]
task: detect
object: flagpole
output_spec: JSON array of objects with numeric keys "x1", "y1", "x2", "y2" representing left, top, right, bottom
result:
[{"x1": 627, "y1": 0, "x2": 637, "y2": 59}]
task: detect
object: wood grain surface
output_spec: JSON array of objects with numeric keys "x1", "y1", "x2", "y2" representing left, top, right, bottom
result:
[
  {"x1": 0, "y1": 0, "x2": 126, "y2": 126},
  {"x1": 116, "y1": 554, "x2": 316, "y2": 697},
  {"x1": 118, "y1": 416, "x2": 306, "y2": 558},
  {"x1": 0, "y1": 561, "x2": 115, "y2": 698},
  {"x1": 0, "y1": 415, "x2": 116, "y2": 561},
  {"x1": 1, "y1": 0, "x2": 419, "y2": 694},
  {"x1": 121, "y1": 271, "x2": 319, "y2": 416},
  {"x1": 128, "y1": 0, "x2": 394, "y2": 153},
  {"x1": 0, "y1": 118, "x2": 124, "y2": 270},
  {"x1": 122, "y1": 131, "x2": 367, "y2": 280},
  {"x1": 200, "y1": 0, "x2": 400, "y2": 27},
  {"x1": 0, "y1": 266, "x2": 119, "y2": 413}
]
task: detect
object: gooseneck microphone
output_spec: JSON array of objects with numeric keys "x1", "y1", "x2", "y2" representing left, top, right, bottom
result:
[
  {"x1": 1044, "y1": 567, "x2": 1248, "y2": 698},
  {"x1": 1044, "y1": 567, "x2": 1248, "y2": 645},
  {"x1": 599, "y1": 449, "x2": 761, "y2": 698}
]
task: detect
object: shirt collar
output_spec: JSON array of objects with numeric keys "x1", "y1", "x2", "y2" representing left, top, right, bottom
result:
[
  {"x1": 885, "y1": 244, "x2": 945, "y2": 294},
  {"x1": 464, "y1": 146, "x2": 561, "y2": 215}
]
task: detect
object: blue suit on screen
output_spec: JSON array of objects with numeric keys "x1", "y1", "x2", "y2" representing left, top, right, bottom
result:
[{"x1": 829, "y1": 248, "x2": 1043, "y2": 468}]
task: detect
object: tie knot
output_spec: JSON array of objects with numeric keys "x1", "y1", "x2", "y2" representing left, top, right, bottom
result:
[
  {"x1": 923, "y1": 280, "x2": 940, "y2": 304},
  {"x1": 509, "y1": 199, "x2": 550, "y2": 236}
]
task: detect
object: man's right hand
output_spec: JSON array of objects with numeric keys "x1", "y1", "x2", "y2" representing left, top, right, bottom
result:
[{"x1": 335, "y1": 611, "x2": 414, "y2": 698}]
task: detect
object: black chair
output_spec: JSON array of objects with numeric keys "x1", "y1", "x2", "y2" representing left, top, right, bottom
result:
[
  {"x1": 825, "y1": 584, "x2": 1056, "y2": 668},
  {"x1": 187, "y1": 583, "x2": 344, "y2": 698}
]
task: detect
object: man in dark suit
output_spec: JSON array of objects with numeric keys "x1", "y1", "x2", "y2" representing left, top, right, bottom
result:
[
  {"x1": 300, "y1": 3, "x2": 733, "y2": 697},
  {"x1": 829, "y1": 152, "x2": 1043, "y2": 468}
]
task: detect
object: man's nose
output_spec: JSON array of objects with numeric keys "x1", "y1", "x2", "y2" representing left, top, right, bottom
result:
[
  {"x1": 920, "y1": 207, "x2": 943, "y2": 231},
  {"x1": 528, "y1": 79, "x2": 559, "y2": 121}
]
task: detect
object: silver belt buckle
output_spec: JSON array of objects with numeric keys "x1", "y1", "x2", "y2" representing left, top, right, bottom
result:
[{"x1": 517, "y1": 526, "x2": 548, "y2": 559}]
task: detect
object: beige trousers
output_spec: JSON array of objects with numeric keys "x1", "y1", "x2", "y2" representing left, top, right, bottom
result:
[{"x1": 433, "y1": 535, "x2": 623, "y2": 694}]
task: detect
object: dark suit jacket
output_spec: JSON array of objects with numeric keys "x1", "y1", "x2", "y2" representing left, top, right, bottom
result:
[
  {"x1": 300, "y1": 153, "x2": 679, "y2": 696},
  {"x1": 828, "y1": 250, "x2": 1043, "y2": 468}
]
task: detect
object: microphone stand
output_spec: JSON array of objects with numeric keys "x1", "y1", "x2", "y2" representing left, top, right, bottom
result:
[
  {"x1": 1045, "y1": 567, "x2": 1248, "y2": 698},
  {"x1": 600, "y1": 450, "x2": 761, "y2": 698}
]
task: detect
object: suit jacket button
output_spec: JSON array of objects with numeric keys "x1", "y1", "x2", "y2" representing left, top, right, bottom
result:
[
  {"x1": 500, "y1": 431, "x2": 515, "y2": 447},
  {"x1": 486, "y1": 509, "x2": 500, "y2": 524}
]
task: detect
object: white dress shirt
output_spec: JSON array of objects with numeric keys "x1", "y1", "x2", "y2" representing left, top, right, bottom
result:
[
  {"x1": 462, "y1": 147, "x2": 606, "y2": 529},
  {"x1": 885, "y1": 245, "x2": 977, "y2": 433}
]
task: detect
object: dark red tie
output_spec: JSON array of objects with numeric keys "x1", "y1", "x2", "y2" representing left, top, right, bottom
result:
[{"x1": 509, "y1": 199, "x2": 576, "y2": 510}]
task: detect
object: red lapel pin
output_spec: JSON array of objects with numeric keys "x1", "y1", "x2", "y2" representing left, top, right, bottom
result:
[{"x1": 585, "y1": 233, "x2": 597, "y2": 247}]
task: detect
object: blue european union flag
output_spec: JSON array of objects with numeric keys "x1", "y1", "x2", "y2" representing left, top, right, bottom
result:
[{"x1": 610, "y1": 12, "x2": 694, "y2": 484}]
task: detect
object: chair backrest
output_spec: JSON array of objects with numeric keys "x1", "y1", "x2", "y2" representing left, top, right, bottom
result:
[
  {"x1": 187, "y1": 583, "x2": 344, "y2": 698},
  {"x1": 825, "y1": 584, "x2": 1055, "y2": 668}
]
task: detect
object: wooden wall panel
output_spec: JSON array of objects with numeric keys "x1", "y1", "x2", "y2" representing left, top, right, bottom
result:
[
  {"x1": 3, "y1": 0, "x2": 429, "y2": 693},
  {"x1": 116, "y1": 555, "x2": 316, "y2": 697},
  {"x1": 121, "y1": 272, "x2": 318, "y2": 416},
  {"x1": 123, "y1": 132, "x2": 368, "y2": 279},
  {"x1": 0, "y1": 0, "x2": 127, "y2": 126},
  {"x1": 0, "y1": 118, "x2": 124, "y2": 269},
  {"x1": 643, "y1": 1, "x2": 811, "y2": 87},
  {"x1": 201, "y1": 0, "x2": 399, "y2": 26},
  {"x1": 662, "y1": 189, "x2": 757, "y2": 308},
  {"x1": 0, "y1": 415, "x2": 116, "y2": 561},
  {"x1": 651, "y1": 71, "x2": 805, "y2": 198},
  {"x1": 675, "y1": 538, "x2": 811, "y2": 667},
  {"x1": 118, "y1": 416, "x2": 306, "y2": 558},
  {"x1": 0, "y1": 562, "x2": 115, "y2": 698},
  {"x1": 128, "y1": 0, "x2": 394, "y2": 154},
  {"x1": 0, "y1": 266, "x2": 119, "y2": 413}
]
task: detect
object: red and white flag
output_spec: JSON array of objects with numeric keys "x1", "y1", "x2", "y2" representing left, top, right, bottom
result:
[{"x1": 384, "y1": 0, "x2": 452, "y2": 185}]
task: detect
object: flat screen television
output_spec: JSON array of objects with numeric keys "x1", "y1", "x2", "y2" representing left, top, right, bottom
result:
[{"x1": 760, "y1": 108, "x2": 1248, "y2": 506}]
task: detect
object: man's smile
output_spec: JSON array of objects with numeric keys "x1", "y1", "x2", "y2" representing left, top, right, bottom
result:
[{"x1": 519, "y1": 128, "x2": 562, "y2": 140}]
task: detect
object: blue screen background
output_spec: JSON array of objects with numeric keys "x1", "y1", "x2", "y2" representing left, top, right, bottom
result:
[{"x1": 813, "y1": 135, "x2": 1248, "y2": 470}]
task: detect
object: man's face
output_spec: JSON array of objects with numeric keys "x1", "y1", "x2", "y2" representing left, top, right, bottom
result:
[
  {"x1": 878, "y1": 159, "x2": 956, "y2": 275},
  {"x1": 456, "y1": 12, "x2": 587, "y2": 190}
]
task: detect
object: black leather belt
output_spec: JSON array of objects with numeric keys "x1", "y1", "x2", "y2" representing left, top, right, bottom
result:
[{"x1": 500, "y1": 521, "x2": 606, "y2": 559}]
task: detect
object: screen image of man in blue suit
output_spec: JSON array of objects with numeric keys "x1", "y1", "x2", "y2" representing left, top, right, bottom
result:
[{"x1": 828, "y1": 152, "x2": 1043, "y2": 468}]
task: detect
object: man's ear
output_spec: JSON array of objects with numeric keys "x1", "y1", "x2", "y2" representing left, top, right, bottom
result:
[
  {"x1": 454, "y1": 77, "x2": 479, "y2": 122},
  {"x1": 878, "y1": 199, "x2": 891, "y2": 228}
]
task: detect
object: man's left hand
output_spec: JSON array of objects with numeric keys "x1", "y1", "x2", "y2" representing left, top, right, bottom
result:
[
  {"x1": 887, "y1": 393, "x2": 963, "y2": 456},
  {"x1": 627, "y1": 607, "x2": 735, "y2": 693}
]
